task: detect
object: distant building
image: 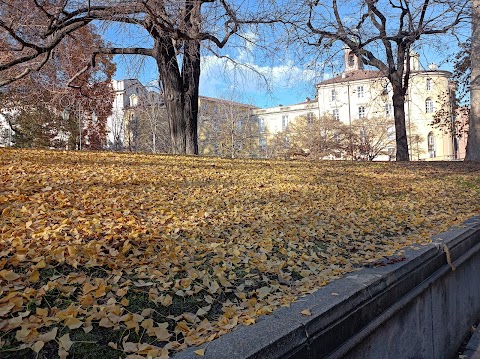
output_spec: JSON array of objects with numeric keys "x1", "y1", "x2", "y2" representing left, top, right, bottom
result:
[
  {"x1": 255, "y1": 49, "x2": 464, "y2": 161},
  {"x1": 0, "y1": 113, "x2": 13, "y2": 147},
  {"x1": 198, "y1": 96, "x2": 260, "y2": 158},
  {"x1": 107, "y1": 80, "x2": 260, "y2": 156},
  {"x1": 107, "y1": 79, "x2": 165, "y2": 152},
  {"x1": 316, "y1": 50, "x2": 458, "y2": 160}
]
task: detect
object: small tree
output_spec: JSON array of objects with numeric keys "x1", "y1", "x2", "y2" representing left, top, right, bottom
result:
[
  {"x1": 288, "y1": 114, "x2": 346, "y2": 159},
  {"x1": 350, "y1": 117, "x2": 395, "y2": 161},
  {"x1": 199, "y1": 99, "x2": 260, "y2": 158}
]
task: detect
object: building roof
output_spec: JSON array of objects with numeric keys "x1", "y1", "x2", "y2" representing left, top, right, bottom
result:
[
  {"x1": 317, "y1": 70, "x2": 384, "y2": 86},
  {"x1": 317, "y1": 68, "x2": 452, "y2": 87},
  {"x1": 199, "y1": 96, "x2": 258, "y2": 109}
]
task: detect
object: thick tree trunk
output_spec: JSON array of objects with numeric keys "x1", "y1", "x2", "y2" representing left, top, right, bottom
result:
[
  {"x1": 182, "y1": 1, "x2": 201, "y2": 156},
  {"x1": 183, "y1": 40, "x2": 200, "y2": 155},
  {"x1": 154, "y1": 38, "x2": 186, "y2": 155},
  {"x1": 391, "y1": 81, "x2": 410, "y2": 161},
  {"x1": 466, "y1": 0, "x2": 480, "y2": 161}
]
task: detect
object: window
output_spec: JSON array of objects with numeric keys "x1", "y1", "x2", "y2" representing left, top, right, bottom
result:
[
  {"x1": 331, "y1": 89, "x2": 337, "y2": 101},
  {"x1": 426, "y1": 78, "x2": 433, "y2": 91},
  {"x1": 348, "y1": 53, "x2": 355, "y2": 67},
  {"x1": 282, "y1": 115, "x2": 289, "y2": 131},
  {"x1": 425, "y1": 98, "x2": 434, "y2": 113},
  {"x1": 358, "y1": 106, "x2": 366, "y2": 118},
  {"x1": 129, "y1": 94, "x2": 138, "y2": 107},
  {"x1": 259, "y1": 117, "x2": 265, "y2": 131},
  {"x1": 306, "y1": 112, "x2": 315, "y2": 124},
  {"x1": 427, "y1": 132, "x2": 436, "y2": 158},
  {"x1": 385, "y1": 103, "x2": 393, "y2": 117},
  {"x1": 382, "y1": 82, "x2": 389, "y2": 94},
  {"x1": 332, "y1": 109, "x2": 340, "y2": 121},
  {"x1": 357, "y1": 85, "x2": 364, "y2": 98},
  {"x1": 387, "y1": 127, "x2": 395, "y2": 141}
]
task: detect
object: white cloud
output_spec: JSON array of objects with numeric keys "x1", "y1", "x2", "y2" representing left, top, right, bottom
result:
[{"x1": 200, "y1": 54, "x2": 319, "y2": 106}]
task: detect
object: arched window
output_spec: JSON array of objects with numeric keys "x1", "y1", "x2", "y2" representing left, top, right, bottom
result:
[
  {"x1": 427, "y1": 132, "x2": 436, "y2": 158},
  {"x1": 425, "y1": 98, "x2": 434, "y2": 113},
  {"x1": 129, "y1": 94, "x2": 139, "y2": 107}
]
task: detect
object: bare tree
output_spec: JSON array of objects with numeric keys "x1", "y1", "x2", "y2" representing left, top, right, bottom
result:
[
  {"x1": 288, "y1": 114, "x2": 346, "y2": 159},
  {"x1": 350, "y1": 117, "x2": 395, "y2": 161},
  {"x1": 107, "y1": 109, "x2": 127, "y2": 151},
  {"x1": 466, "y1": 0, "x2": 480, "y2": 161},
  {"x1": 136, "y1": 92, "x2": 171, "y2": 153},
  {"x1": 199, "y1": 97, "x2": 260, "y2": 158},
  {"x1": 0, "y1": 0, "x2": 285, "y2": 155},
  {"x1": 303, "y1": 0, "x2": 469, "y2": 161}
]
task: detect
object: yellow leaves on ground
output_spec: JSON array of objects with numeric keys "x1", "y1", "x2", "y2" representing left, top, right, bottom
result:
[{"x1": 0, "y1": 149, "x2": 479, "y2": 358}]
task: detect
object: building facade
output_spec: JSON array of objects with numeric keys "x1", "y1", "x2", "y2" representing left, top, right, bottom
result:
[
  {"x1": 107, "y1": 79, "x2": 166, "y2": 152},
  {"x1": 316, "y1": 50, "x2": 458, "y2": 160},
  {"x1": 198, "y1": 96, "x2": 260, "y2": 158},
  {"x1": 107, "y1": 80, "x2": 260, "y2": 157},
  {"x1": 255, "y1": 50, "x2": 463, "y2": 161}
]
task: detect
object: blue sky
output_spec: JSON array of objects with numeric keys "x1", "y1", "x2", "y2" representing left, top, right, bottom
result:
[{"x1": 100, "y1": 0, "x2": 468, "y2": 109}]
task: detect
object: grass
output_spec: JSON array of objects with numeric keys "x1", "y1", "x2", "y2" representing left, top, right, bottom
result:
[{"x1": 0, "y1": 148, "x2": 479, "y2": 358}]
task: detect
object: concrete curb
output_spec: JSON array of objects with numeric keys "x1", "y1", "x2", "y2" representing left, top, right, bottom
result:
[
  {"x1": 174, "y1": 217, "x2": 480, "y2": 359},
  {"x1": 464, "y1": 327, "x2": 480, "y2": 359}
]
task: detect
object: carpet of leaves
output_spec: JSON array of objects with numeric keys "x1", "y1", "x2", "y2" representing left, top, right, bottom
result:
[{"x1": 1, "y1": 149, "x2": 479, "y2": 358}]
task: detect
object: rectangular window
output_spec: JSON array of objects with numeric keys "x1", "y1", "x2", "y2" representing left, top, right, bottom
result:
[
  {"x1": 425, "y1": 99, "x2": 434, "y2": 113},
  {"x1": 426, "y1": 78, "x2": 433, "y2": 91},
  {"x1": 357, "y1": 86, "x2": 364, "y2": 98},
  {"x1": 385, "y1": 103, "x2": 393, "y2": 117},
  {"x1": 358, "y1": 106, "x2": 366, "y2": 118},
  {"x1": 331, "y1": 89, "x2": 337, "y2": 101},
  {"x1": 259, "y1": 117, "x2": 265, "y2": 131},
  {"x1": 282, "y1": 115, "x2": 289, "y2": 131},
  {"x1": 306, "y1": 112, "x2": 315, "y2": 124},
  {"x1": 332, "y1": 109, "x2": 340, "y2": 121}
]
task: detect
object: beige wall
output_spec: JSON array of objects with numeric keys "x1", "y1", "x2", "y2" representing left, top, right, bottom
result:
[{"x1": 316, "y1": 70, "x2": 458, "y2": 161}]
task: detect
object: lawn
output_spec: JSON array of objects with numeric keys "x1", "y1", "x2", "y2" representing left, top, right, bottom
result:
[{"x1": 1, "y1": 149, "x2": 479, "y2": 358}]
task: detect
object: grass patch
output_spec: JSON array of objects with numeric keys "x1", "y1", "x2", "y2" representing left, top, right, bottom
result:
[{"x1": 1, "y1": 149, "x2": 479, "y2": 358}]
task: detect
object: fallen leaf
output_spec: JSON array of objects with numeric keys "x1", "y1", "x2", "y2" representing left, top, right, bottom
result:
[
  {"x1": 32, "y1": 340, "x2": 44, "y2": 353},
  {"x1": 58, "y1": 333, "x2": 73, "y2": 351},
  {"x1": 301, "y1": 309, "x2": 312, "y2": 316},
  {"x1": 194, "y1": 348, "x2": 206, "y2": 356}
]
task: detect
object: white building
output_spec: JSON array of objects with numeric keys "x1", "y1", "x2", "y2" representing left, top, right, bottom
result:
[
  {"x1": 316, "y1": 49, "x2": 457, "y2": 160},
  {"x1": 0, "y1": 113, "x2": 13, "y2": 147},
  {"x1": 107, "y1": 79, "x2": 163, "y2": 151},
  {"x1": 255, "y1": 49, "x2": 461, "y2": 161}
]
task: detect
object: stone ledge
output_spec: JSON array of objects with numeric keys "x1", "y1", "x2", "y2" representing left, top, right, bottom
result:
[{"x1": 174, "y1": 217, "x2": 480, "y2": 359}]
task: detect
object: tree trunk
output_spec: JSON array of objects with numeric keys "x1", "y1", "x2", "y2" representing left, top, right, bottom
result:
[
  {"x1": 391, "y1": 81, "x2": 410, "y2": 161},
  {"x1": 183, "y1": 39, "x2": 200, "y2": 155},
  {"x1": 182, "y1": 1, "x2": 201, "y2": 156},
  {"x1": 154, "y1": 38, "x2": 186, "y2": 155},
  {"x1": 466, "y1": 0, "x2": 480, "y2": 161}
]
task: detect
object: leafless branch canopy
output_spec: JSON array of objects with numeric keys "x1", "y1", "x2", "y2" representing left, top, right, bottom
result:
[{"x1": 0, "y1": 0, "x2": 288, "y2": 87}]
